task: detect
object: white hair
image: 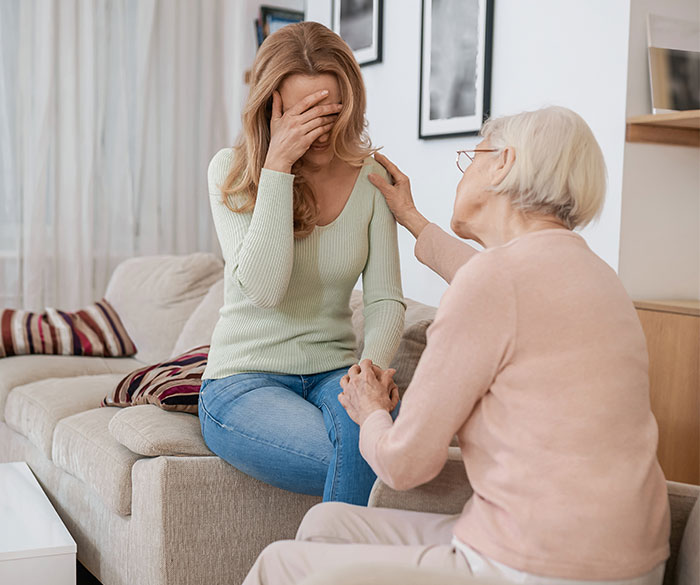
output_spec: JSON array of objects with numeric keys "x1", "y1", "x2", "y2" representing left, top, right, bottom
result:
[{"x1": 481, "y1": 106, "x2": 607, "y2": 229}]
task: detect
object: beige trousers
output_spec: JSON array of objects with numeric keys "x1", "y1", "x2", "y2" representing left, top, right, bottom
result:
[
  {"x1": 241, "y1": 502, "x2": 471, "y2": 585},
  {"x1": 241, "y1": 502, "x2": 666, "y2": 585}
]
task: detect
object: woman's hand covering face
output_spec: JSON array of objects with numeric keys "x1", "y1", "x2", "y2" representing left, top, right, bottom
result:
[{"x1": 264, "y1": 90, "x2": 343, "y2": 173}]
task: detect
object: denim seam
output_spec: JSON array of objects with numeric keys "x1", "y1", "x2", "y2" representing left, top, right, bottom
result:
[
  {"x1": 319, "y1": 399, "x2": 342, "y2": 501},
  {"x1": 199, "y1": 399, "x2": 328, "y2": 465}
]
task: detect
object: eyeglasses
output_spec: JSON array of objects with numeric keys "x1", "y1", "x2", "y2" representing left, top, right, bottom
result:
[{"x1": 456, "y1": 149, "x2": 499, "y2": 173}]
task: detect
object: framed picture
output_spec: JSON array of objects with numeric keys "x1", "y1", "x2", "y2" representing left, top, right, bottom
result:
[
  {"x1": 419, "y1": 0, "x2": 494, "y2": 139},
  {"x1": 647, "y1": 14, "x2": 700, "y2": 113},
  {"x1": 332, "y1": 0, "x2": 383, "y2": 66},
  {"x1": 256, "y1": 6, "x2": 305, "y2": 48}
]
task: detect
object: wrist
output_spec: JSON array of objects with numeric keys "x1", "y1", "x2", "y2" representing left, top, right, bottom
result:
[
  {"x1": 263, "y1": 153, "x2": 292, "y2": 174},
  {"x1": 358, "y1": 405, "x2": 385, "y2": 427},
  {"x1": 403, "y1": 210, "x2": 429, "y2": 239}
]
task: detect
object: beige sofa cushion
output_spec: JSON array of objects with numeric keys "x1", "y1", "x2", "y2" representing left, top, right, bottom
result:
[
  {"x1": 171, "y1": 279, "x2": 224, "y2": 358},
  {"x1": 0, "y1": 355, "x2": 141, "y2": 422},
  {"x1": 351, "y1": 290, "x2": 436, "y2": 394},
  {"x1": 351, "y1": 291, "x2": 436, "y2": 355},
  {"x1": 391, "y1": 319, "x2": 433, "y2": 395},
  {"x1": 52, "y1": 407, "x2": 142, "y2": 516},
  {"x1": 105, "y1": 253, "x2": 223, "y2": 364},
  {"x1": 109, "y1": 405, "x2": 212, "y2": 457},
  {"x1": 4, "y1": 373, "x2": 125, "y2": 459}
]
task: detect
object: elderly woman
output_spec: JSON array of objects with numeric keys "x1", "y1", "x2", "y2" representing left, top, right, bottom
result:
[{"x1": 241, "y1": 106, "x2": 670, "y2": 585}]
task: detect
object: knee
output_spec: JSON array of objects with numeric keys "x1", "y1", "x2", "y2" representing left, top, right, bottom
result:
[
  {"x1": 245, "y1": 540, "x2": 294, "y2": 584},
  {"x1": 296, "y1": 502, "x2": 357, "y2": 542}
]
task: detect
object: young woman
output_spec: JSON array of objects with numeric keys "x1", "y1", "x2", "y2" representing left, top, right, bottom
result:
[{"x1": 198, "y1": 22, "x2": 405, "y2": 506}]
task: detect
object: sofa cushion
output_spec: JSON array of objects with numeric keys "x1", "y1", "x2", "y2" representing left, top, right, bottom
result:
[
  {"x1": 351, "y1": 291, "x2": 436, "y2": 359},
  {"x1": 0, "y1": 355, "x2": 142, "y2": 423},
  {"x1": 52, "y1": 407, "x2": 142, "y2": 516},
  {"x1": 109, "y1": 405, "x2": 212, "y2": 457},
  {"x1": 0, "y1": 299, "x2": 136, "y2": 358},
  {"x1": 103, "y1": 346, "x2": 208, "y2": 414},
  {"x1": 5, "y1": 373, "x2": 125, "y2": 459},
  {"x1": 105, "y1": 253, "x2": 223, "y2": 364},
  {"x1": 391, "y1": 319, "x2": 433, "y2": 395},
  {"x1": 171, "y1": 279, "x2": 223, "y2": 358}
]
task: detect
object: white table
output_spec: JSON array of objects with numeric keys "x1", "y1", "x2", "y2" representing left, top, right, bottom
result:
[{"x1": 0, "y1": 461, "x2": 76, "y2": 585}]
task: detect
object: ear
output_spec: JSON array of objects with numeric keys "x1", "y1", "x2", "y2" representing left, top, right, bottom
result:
[
  {"x1": 491, "y1": 146, "x2": 516, "y2": 186},
  {"x1": 271, "y1": 91, "x2": 283, "y2": 120}
]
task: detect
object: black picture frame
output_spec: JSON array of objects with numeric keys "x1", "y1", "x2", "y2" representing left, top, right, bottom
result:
[
  {"x1": 257, "y1": 6, "x2": 305, "y2": 48},
  {"x1": 418, "y1": 0, "x2": 494, "y2": 139},
  {"x1": 332, "y1": 0, "x2": 383, "y2": 67}
]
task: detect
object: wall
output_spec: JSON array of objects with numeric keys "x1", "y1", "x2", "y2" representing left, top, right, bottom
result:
[
  {"x1": 618, "y1": 0, "x2": 700, "y2": 301},
  {"x1": 308, "y1": 0, "x2": 632, "y2": 306}
]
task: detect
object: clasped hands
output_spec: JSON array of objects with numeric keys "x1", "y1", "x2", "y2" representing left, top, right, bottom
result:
[{"x1": 338, "y1": 359, "x2": 399, "y2": 426}]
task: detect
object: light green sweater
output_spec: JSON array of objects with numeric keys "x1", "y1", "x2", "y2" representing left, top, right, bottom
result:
[{"x1": 203, "y1": 148, "x2": 406, "y2": 379}]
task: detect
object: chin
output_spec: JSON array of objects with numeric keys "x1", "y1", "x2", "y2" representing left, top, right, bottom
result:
[
  {"x1": 303, "y1": 148, "x2": 335, "y2": 168},
  {"x1": 450, "y1": 217, "x2": 466, "y2": 238},
  {"x1": 451, "y1": 218, "x2": 474, "y2": 242}
]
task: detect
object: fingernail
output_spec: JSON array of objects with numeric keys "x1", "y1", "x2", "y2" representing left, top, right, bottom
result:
[{"x1": 321, "y1": 90, "x2": 329, "y2": 95}]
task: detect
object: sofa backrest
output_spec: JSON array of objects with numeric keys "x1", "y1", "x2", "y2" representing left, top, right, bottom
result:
[
  {"x1": 105, "y1": 253, "x2": 223, "y2": 364},
  {"x1": 171, "y1": 278, "x2": 224, "y2": 358},
  {"x1": 350, "y1": 290, "x2": 437, "y2": 394}
]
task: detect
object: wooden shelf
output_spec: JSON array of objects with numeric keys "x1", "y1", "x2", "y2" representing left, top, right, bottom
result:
[
  {"x1": 626, "y1": 110, "x2": 700, "y2": 147},
  {"x1": 634, "y1": 299, "x2": 700, "y2": 317}
]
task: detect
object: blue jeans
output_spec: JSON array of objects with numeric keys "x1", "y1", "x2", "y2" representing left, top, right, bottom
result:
[{"x1": 198, "y1": 368, "x2": 397, "y2": 505}]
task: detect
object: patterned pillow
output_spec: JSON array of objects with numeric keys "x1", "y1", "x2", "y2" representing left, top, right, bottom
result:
[
  {"x1": 0, "y1": 299, "x2": 137, "y2": 358},
  {"x1": 103, "y1": 346, "x2": 208, "y2": 414}
]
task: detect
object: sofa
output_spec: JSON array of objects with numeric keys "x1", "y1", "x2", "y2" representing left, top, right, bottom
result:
[{"x1": 0, "y1": 252, "x2": 436, "y2": 585}]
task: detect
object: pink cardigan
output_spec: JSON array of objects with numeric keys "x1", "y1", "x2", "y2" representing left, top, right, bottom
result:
[{"x1": 360, "y1": 224, "x2": 670, "y2": 580}]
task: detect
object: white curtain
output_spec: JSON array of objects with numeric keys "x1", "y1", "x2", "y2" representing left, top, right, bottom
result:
[{"x1": 0, "y1": 0, "x2": 246, "y2": 311}]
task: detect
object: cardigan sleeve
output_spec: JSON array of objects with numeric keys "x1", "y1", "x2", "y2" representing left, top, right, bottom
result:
[
  {"x1": 208, "y1": 148, "x2": 295, "y2": 308},
  {"x1": 360, "y1": 170, "x2": 406, "y2": 369},
  {"x1": 414, "y1": 223, "x2": 479, "y2": 284},
  {"x1": 359, "y1": 253, "x2": 516, "y2": 490}
]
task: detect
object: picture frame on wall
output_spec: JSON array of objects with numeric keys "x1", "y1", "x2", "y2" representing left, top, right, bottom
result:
[
  {"x1": 332, "y1": 0, "x2": 383, "y2": 66},
  {"x1": 257, "y1": 6, "x2": 304, "y2": 48},
  {"x1": 419, "y1": 0, "x2": 494, "y2": 139}
]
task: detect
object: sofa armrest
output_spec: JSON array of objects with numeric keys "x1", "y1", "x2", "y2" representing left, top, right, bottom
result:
[
  {"x1": 666, "y1": 481, "x2": 700, "y2": 585},
  {"x1": 129, "y1": 454, "x2": 321, "y2": 585},
  {"x1": 368, "y1": 446, "x2": 472, "y2": 514}
]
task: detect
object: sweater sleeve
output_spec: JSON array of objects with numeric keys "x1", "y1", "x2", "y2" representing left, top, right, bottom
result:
[
  {"x1": 415, "y1": 223, "x2": 479, "y2": 284},
  {"x1": 359, "y1": 253, "x2": 516, "y2": 490},
  {"x1": 360, "y1": 182, "x2": 407, "y2": 369},
  {"x1": 208, "y1": 148, "x2": 295, "y2": 308}
]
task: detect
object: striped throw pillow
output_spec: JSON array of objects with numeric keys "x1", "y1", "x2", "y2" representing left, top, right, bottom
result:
[
  {"x1": 103, "y1": 346, "x2": 208, "y2": 414},
  {"x1": 0, "y1": 299, "x2": 137, "y2": 358}
]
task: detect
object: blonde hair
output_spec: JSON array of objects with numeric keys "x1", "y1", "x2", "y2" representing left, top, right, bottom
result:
[
  {"x1": 482, "y1": 106, "x2": 607, "y2": 229},
  {"x1": 221, "y1": 22, "x2": 376, "y2": 238}
]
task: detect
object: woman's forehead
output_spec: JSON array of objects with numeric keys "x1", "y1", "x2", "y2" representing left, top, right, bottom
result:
[{"x1": 279, "y1": 74, "x2": 341, "y2": 107}]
